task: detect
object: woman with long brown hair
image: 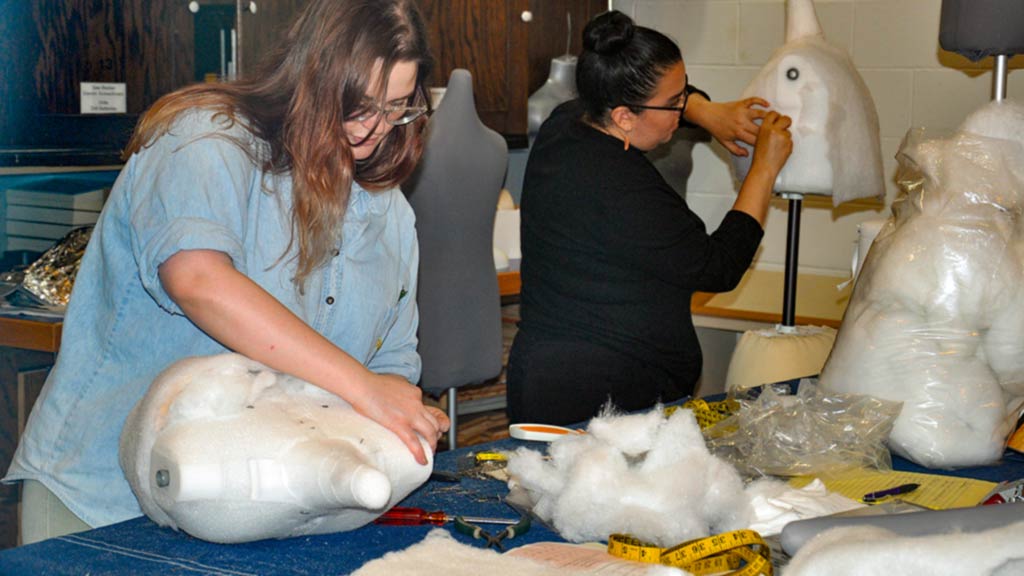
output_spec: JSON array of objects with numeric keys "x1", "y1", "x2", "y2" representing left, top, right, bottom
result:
[{"x1": 5, "y1": 0, "x2": 447, "y2": 543}]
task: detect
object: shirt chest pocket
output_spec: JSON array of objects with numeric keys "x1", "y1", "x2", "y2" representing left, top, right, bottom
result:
[{"x1": 330, "y1": 258, "x2": 405, "y2": 363}]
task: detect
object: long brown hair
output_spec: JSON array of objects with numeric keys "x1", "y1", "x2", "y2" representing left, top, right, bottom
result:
[{"x1": 125, "y1": 0, "x2": 432, "y2": 285}]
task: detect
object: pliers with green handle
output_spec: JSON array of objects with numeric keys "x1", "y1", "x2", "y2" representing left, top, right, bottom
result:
[{"x1": 454, "y1": 514, "x2": 531, "y2": 551}]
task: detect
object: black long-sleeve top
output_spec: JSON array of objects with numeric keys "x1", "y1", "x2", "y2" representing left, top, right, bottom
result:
[{"x1": 517, "y1": 100, "x2": 764, "y2": 388}]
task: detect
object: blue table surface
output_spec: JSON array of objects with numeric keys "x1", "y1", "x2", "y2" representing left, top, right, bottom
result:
[{"x1": 3, "y1": 398, "x2": 1023, "y2": 575}]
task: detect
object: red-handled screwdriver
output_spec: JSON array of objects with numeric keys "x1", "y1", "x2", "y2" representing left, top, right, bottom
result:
[{"x1": 374, "y1": 506, "x2": 519, "y2": 526}]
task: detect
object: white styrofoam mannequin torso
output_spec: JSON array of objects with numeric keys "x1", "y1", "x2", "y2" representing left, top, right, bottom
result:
[{"x1": 120, "y1": 353, "x2": 431, "y2": 543}]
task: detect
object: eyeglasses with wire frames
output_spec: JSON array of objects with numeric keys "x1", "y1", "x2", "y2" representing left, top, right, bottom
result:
[
  {"x1": 350, "y1": 85, "x2": 431, "y2": 126},
  {"x1": 621, "y1": 74, "x2": 691, "y2": 118}
]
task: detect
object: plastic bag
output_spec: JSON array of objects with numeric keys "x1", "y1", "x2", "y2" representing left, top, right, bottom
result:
[
  {"x1": 705, "y1": 380, "x2": 901, "y2": 478},
  {"x1": 819, "y1": 100, "x2": 1024, "y2": 468}
]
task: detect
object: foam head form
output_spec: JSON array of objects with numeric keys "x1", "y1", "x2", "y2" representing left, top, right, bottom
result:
[
  {"x1": 733, "y1": 0, "x2": 885, "y2": 205},
  {"x1": 119, "y1": 353, "x2": 432, "y2": 543}
]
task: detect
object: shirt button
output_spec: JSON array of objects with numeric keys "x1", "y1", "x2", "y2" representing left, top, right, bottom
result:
[{"x1": 326, "y1": 296, "x2": 335, "y2": 305}]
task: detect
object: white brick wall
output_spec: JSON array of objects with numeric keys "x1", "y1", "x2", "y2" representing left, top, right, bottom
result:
[{"x1": 615, "y1": 0, "x2": 1024, "y2": 274}]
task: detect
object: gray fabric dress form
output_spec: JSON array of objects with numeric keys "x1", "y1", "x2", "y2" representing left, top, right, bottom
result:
[
  {"x1": 527, "y1": 55, "x2": 578, "y2": 137},
  {"x1": 404, "y1": 69, "x2": 507, "y2": 446},
  {"x1": 940, "y1": 0, "x2": 1024, "y2": 61}
]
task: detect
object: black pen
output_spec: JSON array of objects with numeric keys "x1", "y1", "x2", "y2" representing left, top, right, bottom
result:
[{"x1": 862, "y1": 483, "x2": 920, "y2": 503}]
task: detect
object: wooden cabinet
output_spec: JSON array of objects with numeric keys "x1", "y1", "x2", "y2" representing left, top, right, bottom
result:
[
  {"x1": 0, "y1": 0, "x2": 288, "y2": 164},
  {"x1": 238, "y1": 0, "x2": 306, "y2": 75},
  {"x1": 0, "y1": 346, "x2": 58, "y2": 550},
  {"x1": 416, "y1": 0, "x2": 606, "y2": 147},
  {"x1": 0, "y1": 0, "x2": 607, "y2": 161},
  {"x1": 0, "y1": 1, "x2": 193, "y2": 145}
]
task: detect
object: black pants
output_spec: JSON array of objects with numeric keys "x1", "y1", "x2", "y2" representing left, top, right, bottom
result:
[{"x1": 505, "y1": 329, "x2": 694, "y2": 425}]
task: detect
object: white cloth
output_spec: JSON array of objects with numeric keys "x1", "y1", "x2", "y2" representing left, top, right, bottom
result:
[{"x1": 745, "y1": 478, "x2": 864, "y2": 537}]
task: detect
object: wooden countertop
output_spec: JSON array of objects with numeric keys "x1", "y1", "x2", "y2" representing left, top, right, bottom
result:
[
  {"x1": 500, "y1": 268, "x2": 850, "y2": 330},
  {"x1": 0, "y1": 269, "x2": 849, "y2": 355},
  {"x1": 498, "y1": 270, "x2": 521, "y2": 297},
  {"x1": 692, "y1": 268, "x2": 850, "y2": 330},
  {"x1": 0, "y1": 315, "x2": 62, "y2": 352}
]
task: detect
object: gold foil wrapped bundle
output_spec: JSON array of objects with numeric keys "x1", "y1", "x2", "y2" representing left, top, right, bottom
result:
[{"x1": 22, "y1": 226, "x2": 93, "y2": 308}]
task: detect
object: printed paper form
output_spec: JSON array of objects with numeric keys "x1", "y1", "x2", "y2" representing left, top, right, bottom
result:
[{"x1": 789, "y1": 469, "x2": 997, "y2": 510}]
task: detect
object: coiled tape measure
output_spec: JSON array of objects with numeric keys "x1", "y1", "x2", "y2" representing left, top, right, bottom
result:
[
  {"x1": 665, "y1": 398, "x2": 741, "y2": 430},
  {"x1": 607, "y1": 529, "x2": 771, "y2": 575}
]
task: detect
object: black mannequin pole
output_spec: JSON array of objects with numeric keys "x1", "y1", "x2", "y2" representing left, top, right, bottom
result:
[{"x1": 782, "y1": 196, "x2": 802, "y2": 328}]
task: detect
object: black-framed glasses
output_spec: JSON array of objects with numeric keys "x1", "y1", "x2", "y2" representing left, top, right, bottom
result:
[{"x1": 622, "y1": 74, "x2": 690, "y2": 117}]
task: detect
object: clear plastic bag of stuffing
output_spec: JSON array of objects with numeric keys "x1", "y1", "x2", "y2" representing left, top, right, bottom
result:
[
  {"x1": 819, "y1": 100, "x2": 1024, "y2": 469},
  {"x1": 704, "y1": 379, "x2": 901, "y2": 478}
]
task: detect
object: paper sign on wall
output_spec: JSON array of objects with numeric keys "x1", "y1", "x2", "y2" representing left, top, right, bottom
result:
[{"x1": 80, "y1": 82, "x2": 126, "y2": 114}]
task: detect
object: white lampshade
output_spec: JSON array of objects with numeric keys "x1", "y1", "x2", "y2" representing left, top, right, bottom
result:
[{"x1": 726, "y1": 325, "x2": 837, "y2": 392}]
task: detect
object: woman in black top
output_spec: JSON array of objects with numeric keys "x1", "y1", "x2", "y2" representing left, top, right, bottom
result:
[{"x1": 507, "y1": 11, "x2": 793, "y2": 425}]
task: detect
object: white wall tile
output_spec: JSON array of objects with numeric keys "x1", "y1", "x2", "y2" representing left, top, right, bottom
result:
[
  {"x1": 738, "y1": 2, "x2": 784, "y2": 66},
  {"x1": 755, "y1": 198, "x2": 887, "y2": 273},
  {"x1": 853, "y1": 0, "x2": 943, "y2": 69},
  {"x1": 1008, "y1": 69, "x2": 1024, "y2": 97},
  {"x1": 636, "y1": 1, "x2": 740, "y2": 65},
  {"x1": 686, "y1": 65, "x2": 763, "y2": 102},
  {"x1": 860, "y1": 69, "x2": 913, "y2": 139},
  {"x1": 685, "y1": 191, "x2": 737, "y2": 230},
  {"x1": 912, "y1": 69, "x2": 994, "y2": 134},
  {"x1": 814, "y1": 2, "x2": 855, "y2": 55},
  {"x1": 687, "y1": 140, "x2": 738, "y2": 193}
]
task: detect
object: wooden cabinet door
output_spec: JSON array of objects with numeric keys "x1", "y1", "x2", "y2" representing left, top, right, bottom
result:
[
  {"x1": 417, "y1": 0, "x2": 530, "y2": 141},
  {"x1": 13, "y1": 0, "x2": 193, "y2": 117},
  {"x1": 416, "y1": 0, "x2": 605, "y2": 145},
  {"x1": 123, "y1": 0, "x2": 195, "y2": 113},
  {"x1": 525, "y1": 0, "x2": 607, "y2": 96},
  {"x1": 238, "y1": 0, "x2": 307, "y2": 77},
  {"x1": 0, "y1": 0, "x2": 193, "y2": 153}
]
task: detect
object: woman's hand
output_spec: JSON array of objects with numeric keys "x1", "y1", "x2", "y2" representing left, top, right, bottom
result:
[
  {"x1": 685, "y1": 95, "x2": 769, "y2": 156},
  {"x1": 749, "y1": 110, "x2": 793, "y2": 179},
  {"x1": 348, "y1": 373, "x2": 451, "y2": 465},
  {"x1": 731, "y1": 111, "x2": 793, "y2": 225}
]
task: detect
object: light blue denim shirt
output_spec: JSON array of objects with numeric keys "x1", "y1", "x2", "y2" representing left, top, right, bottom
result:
[{"x1": 4, "y1": 110, "x2": 421, "y2": 528}]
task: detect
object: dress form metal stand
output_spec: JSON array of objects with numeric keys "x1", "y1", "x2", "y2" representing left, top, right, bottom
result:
[
  {"x1": 724, "y1": 189, "x2": 837, "y2": 392},
  {"x1": 993, "y1": 54, "x2": 1008, "y2": 102},
  {"x1": 780, "y1": 192, "x2": 803, "y2": 331}
]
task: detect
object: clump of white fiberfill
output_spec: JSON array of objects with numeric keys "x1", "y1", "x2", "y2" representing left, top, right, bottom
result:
[{"x1": 506, "y1": 407, "x2": 755, "y2": 547}]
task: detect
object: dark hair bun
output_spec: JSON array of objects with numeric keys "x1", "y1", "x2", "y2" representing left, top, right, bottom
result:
[{"x1": 582, "y1": 10, "x2": 635, "y2": 56}]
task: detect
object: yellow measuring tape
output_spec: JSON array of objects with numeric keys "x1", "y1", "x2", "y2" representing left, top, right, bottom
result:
[
  {"x1": 608, "y1": 530, "x2": 771, "y2": 576},
  {"x1": 665, "y1": 398, "x2": 741, "y2": 430}
]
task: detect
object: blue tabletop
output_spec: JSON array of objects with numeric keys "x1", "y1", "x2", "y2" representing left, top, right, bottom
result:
[
  {"x1": 0, "y1": 437, "x2": 562, "y2": 576},
  {"x1": 3, "y1": 394, "x2": 1023, "y2": 575}
]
